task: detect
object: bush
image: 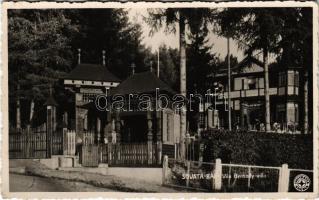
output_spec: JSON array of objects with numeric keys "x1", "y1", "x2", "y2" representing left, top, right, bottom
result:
[{"x1": 201, "y1": 129, "x2": 313, "y2": 169}]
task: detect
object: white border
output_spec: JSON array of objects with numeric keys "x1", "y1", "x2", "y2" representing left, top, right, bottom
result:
[{"x1": 1, "y1": 1, "x2": 318, "y2": 199}]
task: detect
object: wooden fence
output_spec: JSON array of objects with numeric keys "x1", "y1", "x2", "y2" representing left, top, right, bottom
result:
[
  {"x1": 162, "y1": 157, "x2": 314, "y2": 192},
  {"x1": 9, "y1": 125, "x2": 64, "y2": 159},
  {"x1": 108, "y1": 143, "x2": 157, "y2": 166},
  {"x1": 63, "y1": 130, "x2": 76, "y2": 155},
  {"x1": 9, "y1": 127, "x2": 48, "y2": 159}
]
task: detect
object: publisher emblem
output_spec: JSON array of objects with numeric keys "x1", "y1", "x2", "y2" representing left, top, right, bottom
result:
[{"x1": 293, "y1": 174, "x2": 311, "y2": 192}]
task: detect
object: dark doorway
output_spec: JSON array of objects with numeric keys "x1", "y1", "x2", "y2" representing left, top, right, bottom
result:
[{"x1": 122, "y1": 115, "x2": 148, "y2": 143}]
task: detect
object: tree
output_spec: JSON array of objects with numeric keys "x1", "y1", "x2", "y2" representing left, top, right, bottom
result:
[
  {"x1": 146, "y1": 8, "x2": 213, "y2": 158},
  {"x1": 187, "y1": 31, "x2": 218, "y2": 95},
  {"x1": 67, "y1": 9, "x2": 148, "y2": 79},
  {"x1": 216, "y1": 8, "x2": 313, "y2": 133},
  {"x1": 8, "y1": 10, "x2": 78, "y2": 127},
  {"x1": 216, "y1": 8, "x2": 287, "y2": 132},
  {"x1": 275, "y1": 8, "x2": 313, "y2": 133},
  {"x1": 157, "y1": 45, "x2": 179, "y2": 90}
]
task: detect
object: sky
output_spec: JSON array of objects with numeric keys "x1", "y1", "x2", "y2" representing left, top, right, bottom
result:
[{"x1": 127, "y1": 8, "x2": 245, "y2": 61}]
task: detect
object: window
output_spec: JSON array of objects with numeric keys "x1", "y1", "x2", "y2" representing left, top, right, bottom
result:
[
  {"x1": 248, "y1": 78, "x2": 257, "y2": 89},
  {"x1": 234, "y1": 78, "x2": 242, "y2": 90},
  {"x1": 199, "y1": 113, "x2": 205, "y2": 128},
  {"x1": 296, "y1": 73, "x2": 299, "y2": 86},
  {"x1": 83, "y1": 93, "x2": 96, "y2": 102},
  {"x1": 276, "y1": 104, "x2": 286, "y2": 124},
  {"x1": 258, "y1": 78, "x2": 264, "y2": 89},
  {"x1": 278, "y1": 72, "x2": 287, "y2": 87},
  {"x1": 287, "y1": 71, "x2": 295, "y2": 86},
  {"x1": 234, "y1": 100, "x2": 240, "y2": 110}
]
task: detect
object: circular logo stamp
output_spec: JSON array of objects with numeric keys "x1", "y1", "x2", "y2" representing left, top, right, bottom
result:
[{"x1": 293, "y1": 174, "x2": 311, "y2": 192}]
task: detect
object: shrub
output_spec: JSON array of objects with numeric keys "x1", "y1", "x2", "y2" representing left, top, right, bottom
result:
[{"x1": 201, "y1": 129, "x2": 313, "y2": 169}]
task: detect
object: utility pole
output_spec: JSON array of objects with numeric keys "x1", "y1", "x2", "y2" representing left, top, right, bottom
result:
[
  {"x1": 227, "y1": 37, "x2": 232, "y2": 131},
  {"x1": 157, "y1": 48, "x2": 160, "y2": 77}
]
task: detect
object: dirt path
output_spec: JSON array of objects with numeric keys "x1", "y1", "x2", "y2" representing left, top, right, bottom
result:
[{"x1": 10, "y1": 173, "x2": 114, "y2": 192}]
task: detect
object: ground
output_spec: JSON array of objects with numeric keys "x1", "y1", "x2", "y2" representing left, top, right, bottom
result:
[
  {"x1": 9, "y1": 159, "x2": 181, "y2": 192},
  {"x1": 10, "y1": 173, "x2": 114, "y2": 192}
]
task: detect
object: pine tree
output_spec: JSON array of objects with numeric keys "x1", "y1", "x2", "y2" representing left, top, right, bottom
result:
[{"x1": 9, "y1": 10, "x2": 78, "y2": 127}]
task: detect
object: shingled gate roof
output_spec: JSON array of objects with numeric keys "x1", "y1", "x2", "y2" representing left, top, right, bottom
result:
[
  {"x1": 110, "y1": 71, "x2": 176, "y2": 95},
  {"x1": 64, "y1": 63, "x2": 120, "y2": 82}
]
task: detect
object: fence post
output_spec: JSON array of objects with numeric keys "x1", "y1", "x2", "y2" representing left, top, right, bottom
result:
[
  {"x1": 147, "y1": 111, "x2": 153, "y2": 165},
  {"x1": 213, "y1": 158, "x2": 222, "y2": 191},
  {"x1": 186, "y1": 161, "x2": 191, "y2": 187},
  {"x1": 278, "y1": 164, "x2": 290, "y2": 192},
  {"x1": 198, "y1": 142, "x2": 204, "y2": 167},
  {"x1": 72, "y1": 130, "x2": 76, "y2": 155},
  {"x1": 63, "y1": 127, "x2": 67, "y2": 155},
  {"x1": 156, "y1": 111, "x2": 162, "y2": 165},
  {"x1": 162, "y1": 155, "x2": 168, "y2": 185},
  {"x1": 26, "y1": 126, "x2": 30, "y2": 158}
]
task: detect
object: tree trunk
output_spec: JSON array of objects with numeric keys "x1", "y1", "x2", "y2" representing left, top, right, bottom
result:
[
  {"x1": 304, "y1": 71, "x2": 308, "y2": 134},
  {"x1": 16, "y1": 84, "x2": 21, "y2": 129},
  {"x1": 263, "y1": 49, "x2": 271, "y2": 132},
  {"x1": 179, "y1": 12, "x2": 187, "y2": 160},
  {"x1": 29, "y1": 99, "x2": 35, "y2": 125}
]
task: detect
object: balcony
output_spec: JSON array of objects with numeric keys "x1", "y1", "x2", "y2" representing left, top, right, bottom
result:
[{"x1": 219, "y1": 88, "x2": 278, "y2": 99}]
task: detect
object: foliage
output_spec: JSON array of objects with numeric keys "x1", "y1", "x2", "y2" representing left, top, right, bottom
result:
[
  {"x1": 8, "y1": 10, "x2": 78, "y2": 101},
  {"x1": 68, "y1": 9, "x2": 150, "y2": 79},
  {"x1": 215, "y1": 7, "x2": 312, "y2": 66},
  {"x1": 186, "y1": 31, "x2": 219, "y2": 95},
  {"x1": 201, "y1": 129, "x2": 313, "y2": 169},
  {"x1": 158, "y1": 45, "x2": 179, "y2": 90},
  {"x1": 8, "y1": 9, "x2": 151, "y2": 127},
  {"x1": 8, "y1": 9, "x2": 79, "y2": 126},
  {"x1": 145, "y1": 8, "x2": 214, "y2": 35}
]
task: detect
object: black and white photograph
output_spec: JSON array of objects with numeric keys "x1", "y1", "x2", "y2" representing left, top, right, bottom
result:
[{"x1": 2, "y1": 1, "x2": 318, "y2": 198}]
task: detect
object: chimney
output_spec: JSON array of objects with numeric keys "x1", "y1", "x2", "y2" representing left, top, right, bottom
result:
[
  {"x1": 102, "y1": 50, "x2": 106, "y2": 66},
  {"x1": 77, "y1": 48, "x2": 81, "y2": 64}
]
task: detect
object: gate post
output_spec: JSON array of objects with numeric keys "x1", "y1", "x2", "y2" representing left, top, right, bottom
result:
[
  {"x1": 26, "y1": 125, "x2": 30, "y2": 158},
  {"x1": 162, "y1": 155, "x2": 168, "y2": 185},
  {"x1": 62, "y1": 127, "x2": 67, "y2": 155},
  {"x1": 278, "y1": 164, "x2": 290, "y2": 192},
  {"x1": 186, "y1": 161, "x2": 191, "y2": 187},
  {"x1": 44, "y1": 94, "x2": 57, "y2": 158},
  {"x1": 213, "y1": 158, "x2": 222, "y2": 191},
  {"x1": 156, "y1": 111, "x2": 162, "y2": 165},
  {"x1": 147, "y1": 110, "x2": 153, "y2": 165}
]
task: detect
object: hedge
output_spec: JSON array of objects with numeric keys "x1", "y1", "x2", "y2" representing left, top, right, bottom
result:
[{"x1": 200, "y1": 129, "x2": 313, "y2": 169}]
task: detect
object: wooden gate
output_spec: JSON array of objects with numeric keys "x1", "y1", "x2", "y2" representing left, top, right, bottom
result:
[
  {"x1": 80, "y1": 131, "x2": 100, "y2": 167},
  {"x1": 52, "y1": 131, "x2": 63, "y2": 155},
  {"x1": 81, "y1": 145, "x2": 99, "y2": 167}
]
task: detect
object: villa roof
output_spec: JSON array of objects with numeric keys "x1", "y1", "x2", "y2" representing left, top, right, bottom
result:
[
  {"x1": 207, "y1": 55, "x2": 265, "y2": 78},
  {"x1": 64, "y1": 63, "x2": 120, "y2": 83},
  {"x1": 110, "y1": 71, "x2": 176, "y2": 96}
]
